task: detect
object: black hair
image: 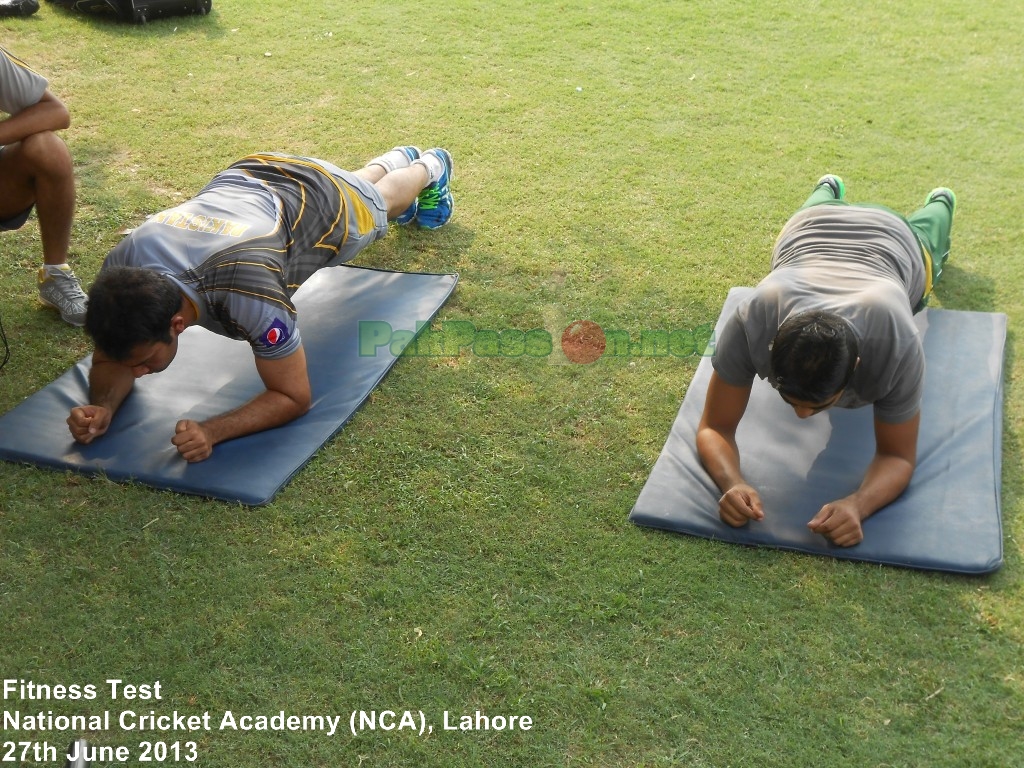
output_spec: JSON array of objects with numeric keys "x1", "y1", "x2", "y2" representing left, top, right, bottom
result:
[
  {"x1": 769, "y1": 310, "x2": 858, "y2": 404},
  {"x1": 85, "y1": 267, "x2": 182, "y2": 360}
]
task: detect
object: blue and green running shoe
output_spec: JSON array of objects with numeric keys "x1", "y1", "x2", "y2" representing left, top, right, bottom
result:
[
  {"x1": 391, "y1": 146, "x2": 421, "y2": 225},
  {"x1": 416, "y1": 148, "x2": 454, "y2": 229}
]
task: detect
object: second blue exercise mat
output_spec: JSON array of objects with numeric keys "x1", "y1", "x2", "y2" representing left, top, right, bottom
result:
[
  {"x1": 0, "y1": 265, "x2": 458, "y2": 505},
  {"x1": 629, "y1": 287, "x2": 1005, "y2": 575}
]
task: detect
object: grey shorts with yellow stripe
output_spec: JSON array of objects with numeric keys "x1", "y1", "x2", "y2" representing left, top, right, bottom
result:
[{"x1": 312, "y1": 157, "x2": 390, "y2": 265}]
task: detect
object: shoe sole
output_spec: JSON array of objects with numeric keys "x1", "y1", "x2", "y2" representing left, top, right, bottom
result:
[
  {"x1": 38, "y1": 294, "x2": 86, "y2": 327},
  {"x1": 39, "y1": 301, "x2": 87, "y2": 325}
]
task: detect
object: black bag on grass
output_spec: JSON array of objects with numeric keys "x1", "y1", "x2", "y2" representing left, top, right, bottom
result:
[
  {"x1": 0, "y1": 0, "x2": 40, "y2": 16},
  {"x1": 47, "y1": 0, "x2": 119, "y2": 15},
  {"x1": 121, "y1": 0, "x2": 211, "y2": 23},
  {"x1": 48, "y1": 0, "x2": 118, "y2": 14},
  {"x1": 47, "y1": 0, "x2": 210, "y2": 23}
]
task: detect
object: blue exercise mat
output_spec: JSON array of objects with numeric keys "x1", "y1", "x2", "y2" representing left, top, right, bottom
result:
[
  {"x1": 630, "y1": 288, "x2": 1005, "y2": 575},
  {"x1": 0, "y1": 265, "x2": 458, "y2": 505}
]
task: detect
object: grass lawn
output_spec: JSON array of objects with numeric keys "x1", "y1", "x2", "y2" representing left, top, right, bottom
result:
[{"x1": 1, "y1": 1, "x2": 1022, "y2": 766}]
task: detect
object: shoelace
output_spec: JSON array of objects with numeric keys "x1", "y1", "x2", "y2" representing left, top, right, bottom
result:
[
  {"x1": 418, "y1": 186, "x2": 443, "y2": 209},
  {"x1": 52, "y1": 270, "x2": 88, "y2": 301}
]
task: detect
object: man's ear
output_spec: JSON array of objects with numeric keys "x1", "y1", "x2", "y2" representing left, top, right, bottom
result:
[
  {"x1": 170, "y1": 313, "x2": 188, "y2": 336},
  {"x1": 170, "y1": 295, "x2": 194, "y2": 336}
]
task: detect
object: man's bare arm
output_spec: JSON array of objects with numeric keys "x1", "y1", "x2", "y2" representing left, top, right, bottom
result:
[
  {"x1": 0, "y1": 91, "x2": 70, "y2": 145},
  {"x1": 696, "y1": 370, "x2": 763, "y2": 526},
  {"x1": 66, "y1": 349, "x2": 137, "y2": 444},
  {"x1": 171, "y1": 346, "x2": 312, "y2": 462},
  {"x1": 808, "y1": 411, "x2": 920, "y2": 546}
]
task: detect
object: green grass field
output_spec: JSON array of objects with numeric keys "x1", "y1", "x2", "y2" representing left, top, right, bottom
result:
[{"x1": 1, "y1": 1, "x2": 1022, "y2": 766}]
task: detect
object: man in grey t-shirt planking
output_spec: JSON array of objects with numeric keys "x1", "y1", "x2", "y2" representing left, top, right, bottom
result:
[
  {"x1": 66, "y1": 147, "x2": 454, "y2": 463},
  {"x1": 696, "y1": 174, "x2": 956, "y2": 547}
]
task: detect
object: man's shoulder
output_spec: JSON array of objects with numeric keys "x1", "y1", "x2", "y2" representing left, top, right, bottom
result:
[
  {"x1": 733, "y1": 276, "x2": 792, "y2": 325},
  {"x1": 0, "y1": 46, "x2": 47, "y2": 113},
  {"x1": 849, "y1": 286, "x2": 920, "y2": 336},
  {"x1": 0, "y1": 46, "x2": 31, "y2": 72}
]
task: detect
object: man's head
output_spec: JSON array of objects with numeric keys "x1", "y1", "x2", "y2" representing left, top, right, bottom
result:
[
  {"x1": 85, "y1": 267, "x2": 184, "y2": 370},
  {"x1": 769, "y1": 310, "x2": 859, "y2": 411}
]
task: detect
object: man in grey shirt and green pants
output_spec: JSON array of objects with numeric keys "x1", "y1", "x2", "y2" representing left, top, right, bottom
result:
[{"x1": 697, "y1": 175, "x2": 955, "y2": 547}]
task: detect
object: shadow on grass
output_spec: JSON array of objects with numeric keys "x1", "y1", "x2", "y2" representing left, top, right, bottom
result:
[
  {"x1": 356, "y1": 220, "x2": 477, "y2": 281},
  {"x1": 935, "y1": 263, "x2": 996, "y2": 313}
]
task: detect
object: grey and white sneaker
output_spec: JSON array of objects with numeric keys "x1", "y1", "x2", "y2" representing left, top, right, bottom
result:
[{"x1": 38, "y1": 266, "x2": 88, "y2": 327}]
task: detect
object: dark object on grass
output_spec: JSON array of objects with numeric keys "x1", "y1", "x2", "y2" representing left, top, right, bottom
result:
[
  {"x1": 0, "y1": 0, "x2": 40, "y2": 16},
  {"x1": 48, "y1": 0, "x2": 123, "y2": 17},
  {"x1": 47, "y1": 0, "x2": 210, "y2": 23},
  {"x1": 0, "y1": 313, "x2": 9, "y2": 371}
]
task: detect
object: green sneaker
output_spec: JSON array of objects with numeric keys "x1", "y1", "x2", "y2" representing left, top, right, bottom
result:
[
  {"x1": 815, "y1": 174, "x2": 845, "y2": 201},
  {"x1": 925, "y1": 187, "x2": 956, "y2": 218}
]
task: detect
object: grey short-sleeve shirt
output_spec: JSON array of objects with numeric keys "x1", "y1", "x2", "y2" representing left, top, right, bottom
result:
[
  {"x1": 712, "y1": 204, "x2": 927, "y2": 424},
  {"x1": 101, "y1": 154, "x2": 389, "y2": 361},
  {"x1": 102, "y1": 171, "x2": 303, "y2": 359},
  {"x1": 0, "y1": 46, "x2": 48, "y2": 117}
]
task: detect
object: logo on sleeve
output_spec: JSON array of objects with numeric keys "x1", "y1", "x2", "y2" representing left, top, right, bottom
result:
[{"x1": 260, "y1": 318, "x2": 291, "y2": 348}]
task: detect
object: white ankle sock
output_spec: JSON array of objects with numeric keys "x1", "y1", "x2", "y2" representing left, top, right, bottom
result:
[
  {"x1": 43, "y1": 263, "x2": 71, "y2": 275},
  {"x1": 413, "y1": 153, "x2": 444, "y2": 185},
  {"x1": 368, "y1": 149, "x2": 415, "y2": 174}
]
